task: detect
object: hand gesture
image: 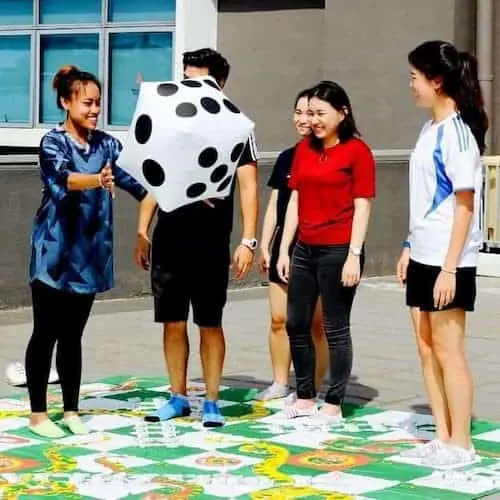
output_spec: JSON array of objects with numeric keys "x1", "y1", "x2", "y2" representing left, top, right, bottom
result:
[{"x1": 100, "y1": 163, "x2": 115, "y2": 194}]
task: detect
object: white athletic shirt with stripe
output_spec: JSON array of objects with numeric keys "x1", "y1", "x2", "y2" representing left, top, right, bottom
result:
[{"x1": 408, "y1": 112, "x2": 483, "y2": 268}]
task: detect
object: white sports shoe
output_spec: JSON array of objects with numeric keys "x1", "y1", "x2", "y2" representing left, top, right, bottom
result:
[
  {"x1": 400, "y1": 439, "x2": 444, "y2": 459},
  {"x1": 5, "y1": 362, "x2": 59, "y2": 387},
  {"x1": 424, "y1": 443, "x2": 478, "y2": 468}
]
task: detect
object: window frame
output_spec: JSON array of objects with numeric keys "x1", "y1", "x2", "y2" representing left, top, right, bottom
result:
[{"x1": 0, "y1": 31, "x2": 35, "y2": 128}]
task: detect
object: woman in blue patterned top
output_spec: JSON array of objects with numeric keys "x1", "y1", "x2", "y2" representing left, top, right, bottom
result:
[{"x1": 26, "y1": 65, "x2": 147, "y2": 438}]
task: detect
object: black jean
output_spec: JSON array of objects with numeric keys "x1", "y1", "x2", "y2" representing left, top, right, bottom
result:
[
  {"x1": 286, "y1": 241, "x2": 364, "y2": 405},
  {"x1": 25, "y1": 280, "x2": 95, "y2": 413}
]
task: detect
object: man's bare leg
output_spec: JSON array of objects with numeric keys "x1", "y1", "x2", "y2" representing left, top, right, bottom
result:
[
  {"x1": 199, "y1": 326, "x2": 226, "y2": 427},
  {"x1": 144, "y1": 321, "x2": 191, "y2": 422},
  {"x1": 164, "y1": 321, "x2": 190, "y2": 395},
  {"x1": 199, "y1": 326, "x2": 226, "y2": 400}
]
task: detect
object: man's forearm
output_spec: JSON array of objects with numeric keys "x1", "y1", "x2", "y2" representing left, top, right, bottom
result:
[
  {"x1": 238, "y1": 166, "x2": 259, "y2": 239},
  {"x1": 137, "y1": 193, "x2": 158, "y2": 236}
]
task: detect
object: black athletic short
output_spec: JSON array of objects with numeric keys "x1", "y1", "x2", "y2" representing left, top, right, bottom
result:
[
  {"x1": 150, "y1": 220, "x2": 230, "y2": 327},
  {"x1": 406, "y1": 259, "x2": 477, "y2": 312}
]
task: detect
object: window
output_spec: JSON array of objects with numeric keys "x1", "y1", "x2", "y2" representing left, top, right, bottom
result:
[
  {"x1": 0, "y1": 36, "x2": 31, "y2": 124},
  {"x1": 108, "y1": 0, "x2": 176, "y2": 23},
  {"x1": 40, "y1": 34, "x2": 99, "y2": 124},
  {"x1": 39, "y1": 0, "x2": 102, "y2": 24},
  {"x1": 0, "y1": 0, "x2": 33, "y2": 26},
  {"x1": 109, "y1": 32, "x2": 173, "y2": 126}
]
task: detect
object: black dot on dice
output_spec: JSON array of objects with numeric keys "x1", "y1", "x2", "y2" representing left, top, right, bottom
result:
[
  {"x1": 201, "y1": 97, "x2": 221, "y2": 114},
  {"x1": 186, "y1": 182, "x2": 207, "y2": 198},
  {"x1": 204, "y1": 79, "x2": 220, "y2": 90},
  {"x1": 135, "y1": 114, "x2": 152, "y2": 144},
  {"x1": 157, "y1": 83, "x2": 179, "y2": 96},
  {"x1": 217, "y1": 175, "x2": 233, "y2": 192},
  {"x1": 142, "y1": 159, "x2": 165, "y2": 187},
  {"x1": 182, "y1": 79, "x2": 202, "y2": 88},
  {"x1": 211, "y1": 164, "x2": 228, "y2": 183},
  {"x1": 198, "y1": 147, "x2": 218, "y2": 168},
  {"x1": 223, "y1": 99, "x2": 240, "y2": 114},
  {"x1": 231, "y1": 142, "x2": 245, "y2": 162},
  {"x1": 176, "y1": 102, "x2": 197, "y2": 117}
]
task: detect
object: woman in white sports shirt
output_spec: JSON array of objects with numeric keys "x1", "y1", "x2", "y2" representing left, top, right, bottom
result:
[{"x1": 397, "y1": 40, "x2": 488, "y2": 468}]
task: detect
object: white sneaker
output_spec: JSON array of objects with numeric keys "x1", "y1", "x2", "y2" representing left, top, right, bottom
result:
[
  {"x1": 424, "y1": 443, "x2": 478, "y2": 468},
  {"x1": 400, "y1": 439, "x2": 444, "y2": 459},
  {"x1": 5, "y1": 362, "x2": 59, "y2": 387},
  {"x1": 6, "y1": 362, "x2": 26, "y2": 386},
  {"x1": 254, "y1": 382, "x2": 289, "y2": 401}
]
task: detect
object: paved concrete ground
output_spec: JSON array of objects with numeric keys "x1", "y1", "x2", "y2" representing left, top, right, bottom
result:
[{"x1": 1, "y1": 276, "x2": 500, "y2": 422}]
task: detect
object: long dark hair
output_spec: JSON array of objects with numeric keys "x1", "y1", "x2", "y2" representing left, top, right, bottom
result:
[
  {"x1": 308, "y1": 81, "x2": 360, "y2": 151},
  {"x1": 52, "y1": 65, "x2": 101, "y2": 110},
  {"x1": 408, "y1": 40, "x2": 488, "y2": 154}
]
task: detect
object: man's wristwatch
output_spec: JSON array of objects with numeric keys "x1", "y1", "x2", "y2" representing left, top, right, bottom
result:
[
  {"x1": 241, "y1": 238, "x2": 258, "y2": 251},
  {"x1": 349, "y1": 246, "x2": 362, "y2": 257}
]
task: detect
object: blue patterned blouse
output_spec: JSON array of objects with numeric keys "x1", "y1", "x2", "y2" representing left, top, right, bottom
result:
[{"x1": 30, "y1": 128, "x2": 147, "y2": 294}]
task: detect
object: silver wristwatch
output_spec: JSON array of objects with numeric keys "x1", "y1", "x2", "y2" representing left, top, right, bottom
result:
[
  {"x1": 241, "y1": 238, "x2": 258, "y2": 251},
  {"x1": 350, "y1": 246, "x2": 362, "y2": 256}
]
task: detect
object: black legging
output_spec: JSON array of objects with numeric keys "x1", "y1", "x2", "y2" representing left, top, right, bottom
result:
[
  {"x1": 25, "y1": 280, "x2": 95, "y2": 413},
  {"x1": 286, "y1": 242, "x2": 364, "y2": 405}
]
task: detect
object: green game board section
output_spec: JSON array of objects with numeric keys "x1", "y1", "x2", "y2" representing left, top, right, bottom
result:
[{"x1": 0, "y1": 375, "x2": 498, "y2": 499}]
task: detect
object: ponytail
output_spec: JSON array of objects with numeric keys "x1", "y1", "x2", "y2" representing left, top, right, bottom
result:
[
  {"x1": 408, "y1": 40, "x2": 489, "y2": 153},
  {"x1": 456, "y1": 52, "x2": 489, "y2": 154}
]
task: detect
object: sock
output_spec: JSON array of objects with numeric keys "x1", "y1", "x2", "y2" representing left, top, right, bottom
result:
[
  {"x1": 145, "y1": 394, "x2": 191, "y2": 422},
  {"x1": 29, "y1": 419, "x2": 65, "y2": 439},
  {"x1": 202, "y1": 399, "x2": 225, "y2": 428},
  {"x1": 63, "y1": 415, "x2": 89, "y2": 435}
]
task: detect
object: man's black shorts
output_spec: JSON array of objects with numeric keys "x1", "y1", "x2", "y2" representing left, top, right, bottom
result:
[{"x1": 150, "y1": 217, "x2": 230, "y2": 328}]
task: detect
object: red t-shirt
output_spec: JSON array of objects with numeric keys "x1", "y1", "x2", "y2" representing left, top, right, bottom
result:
[{"x1": 289, "y1": 136, "x2": 376, "y2": 245}]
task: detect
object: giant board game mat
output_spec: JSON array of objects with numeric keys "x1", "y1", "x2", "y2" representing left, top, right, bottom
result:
[{"x1": 0, "y1": 375, "x2": 499, "y2": 499}]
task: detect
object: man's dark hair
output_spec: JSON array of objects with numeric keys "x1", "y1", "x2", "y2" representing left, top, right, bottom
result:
[{"x1": 183, "y1": 48, "x2": 230, "y2": 86}]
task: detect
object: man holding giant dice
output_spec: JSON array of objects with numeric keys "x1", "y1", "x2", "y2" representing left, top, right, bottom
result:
[{"x1": 134, "y1": 48, "x2": 258, "y2": 427}]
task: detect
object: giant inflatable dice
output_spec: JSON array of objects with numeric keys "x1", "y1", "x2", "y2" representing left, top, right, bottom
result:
[{"x1": 117, "y1": 76, "x2": 255, "y2": 213}]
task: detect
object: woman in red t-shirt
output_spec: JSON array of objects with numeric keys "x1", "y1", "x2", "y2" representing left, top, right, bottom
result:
[{"x1": 277, "y1": 80, "x2": 376, "y2": 421}]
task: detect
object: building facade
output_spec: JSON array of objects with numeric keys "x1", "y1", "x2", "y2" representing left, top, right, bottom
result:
[{"x1": 0, "y1": 0, "x2": 497, "y2": 154}]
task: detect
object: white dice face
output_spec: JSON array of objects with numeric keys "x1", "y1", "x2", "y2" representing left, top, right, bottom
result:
[{"x1": 117, "y1": 76, "x2": 255, "y2": 213}]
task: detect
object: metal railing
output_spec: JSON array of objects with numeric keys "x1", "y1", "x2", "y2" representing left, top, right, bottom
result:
[{"x1": 482, "y1": 155, "x2": 500, "y2": 251}]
